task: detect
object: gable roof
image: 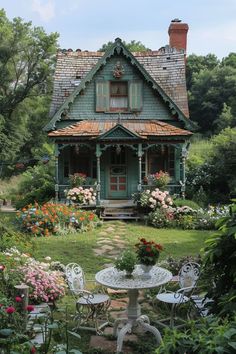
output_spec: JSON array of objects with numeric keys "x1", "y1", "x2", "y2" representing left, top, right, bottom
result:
[
  {"x1": 48, "y1": 120, "x2": 192, "y2": 139},
  {"x1": 46, "y1": 39, "x2": 193, "y2": 132}
]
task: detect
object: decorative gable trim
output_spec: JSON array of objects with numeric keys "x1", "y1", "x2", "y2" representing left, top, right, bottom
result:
[
  {"x1": 99, "y1": 123, "x2": 140, "y2": 140},
  {"x1": 44, "y1": 38, "x2": 195, "y2": 132}
]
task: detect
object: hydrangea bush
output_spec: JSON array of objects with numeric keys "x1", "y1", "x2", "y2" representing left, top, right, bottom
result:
[
  {"x1": 138, "y1": 188, "x2": 173, "y2": 210},
  {"x1": 65, "y1": 187, "x2": 96, "y2": 205}
]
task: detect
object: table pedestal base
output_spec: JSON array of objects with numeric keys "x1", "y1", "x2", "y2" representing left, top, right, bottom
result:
[{"x1": 113, "y1": 290, "x2": 162, "y2": 353}]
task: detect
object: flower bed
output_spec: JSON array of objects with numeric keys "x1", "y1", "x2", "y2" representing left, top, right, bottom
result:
[
  {"x1": 134, "y1": 190, "x2": 230, "y2": 230},
  {"x1": 16, "y1": 202, "x2": 101, "y2": 236}
]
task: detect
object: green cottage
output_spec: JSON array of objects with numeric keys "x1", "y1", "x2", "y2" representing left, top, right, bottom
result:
[{"x1": 45, "y1": 20, "x2": 194, "y2": 205}]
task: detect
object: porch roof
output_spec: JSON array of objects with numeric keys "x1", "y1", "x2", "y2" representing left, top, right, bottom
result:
[{"x1": 48, "y1": 120, "x2": 192, "y2": 139}]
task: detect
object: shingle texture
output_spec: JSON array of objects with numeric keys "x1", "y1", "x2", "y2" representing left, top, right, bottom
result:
[
  {"x1": 48, "y1": 120, "x2": 192, "y2": 138},
  {"x1": 50, "y1": 46, "x2": 189, "y2": 118}
]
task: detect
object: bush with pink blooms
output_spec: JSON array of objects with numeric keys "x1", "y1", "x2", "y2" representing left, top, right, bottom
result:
[
  {"x1": 21, "y1": 259, "x2": 66, "y2": 304},
  {"x1": 65, "y1": 186, "x2": 96, "y2": 205},
  {"x1": 0, "y1": 247, "x2": 66, "y2": 304},
  {"x1": 138, "y1": 188, "x2": 173, "y2": 211}
]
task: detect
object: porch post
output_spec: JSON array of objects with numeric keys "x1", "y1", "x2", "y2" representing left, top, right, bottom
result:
[
  {"x1": 181, "y1": 146, "x2": 188, "y2": 199},
  {"x1": 137, "y1": 143, "x2": 143, "y2": 191},
  {"x1": 96, "y1": 144, "x2": 102, "y2": 205},
  {"x1": 55, "y1": 143, "x2": 60, "y2": 203}
]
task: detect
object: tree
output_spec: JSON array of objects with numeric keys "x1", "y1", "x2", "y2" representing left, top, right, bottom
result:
[
  {"x1": 99, "y1": 39, "x2": 150, "y2": 52},
  {"x1": 214, "y1": 103, "x2": 234, "y2": 133},
  {"x1": 186, "y1": 53, "x2": 219, "y2": 89},
  {"x1": 188, "y1": 65, "x2": 236, "y2": 134},
  {"x1": 0, "y1": 9, "x2": 58, "y2": 174}
]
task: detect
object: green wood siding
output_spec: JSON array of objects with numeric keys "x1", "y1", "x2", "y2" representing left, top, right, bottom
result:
[
  {"x1": 96, "y1": 81, "x2": 109, "y2": 112},
  {"x1": 129, "y1": 81, "x2": 143, "y2": 111},
  {"x1": 60, "y1": 56, "x2": 174, "y2": 123}
]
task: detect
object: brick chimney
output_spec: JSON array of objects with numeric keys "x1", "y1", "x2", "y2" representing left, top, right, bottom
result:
[{"x1": 168, "y1": 19, "x2": 189, "y2": 52}]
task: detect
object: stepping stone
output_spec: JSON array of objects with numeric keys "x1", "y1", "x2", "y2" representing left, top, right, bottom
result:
[
  {"x1": 93, "y1": 249, "x2": 106, "y2": 255},
  {"x1": 110, "y1": 299, "x2": 127, "y2": 310},
  {"x1": 105, "y1": 227, "x2": 115, "y2": 232},
  {"x1": 107, "y1": 288, "x2": 127, "y2": 295},
  {"x1": 97, "y1": 239, "x2": 113, "y2": 244},
  {"x1": 107, "y1": 250, "x2": 120, "y2": 256},
  {"x1": 101, "y1": 245, "x2": 114, "y2": 251},
  {"x1": 98, "y1": 232, "x2": 108, "y2": 236}
]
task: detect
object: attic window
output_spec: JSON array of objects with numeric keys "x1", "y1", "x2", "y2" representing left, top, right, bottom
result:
[
  {"x1": 162, "y1": 67, "x2": 167, "y2": 70},
  {"x1": 110, "y1": 82, "x2": 128, "y2": 111}
]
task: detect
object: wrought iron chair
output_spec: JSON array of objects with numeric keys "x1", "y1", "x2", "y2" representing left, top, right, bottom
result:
[
  {"x1": 154, "y1": 262, "x2": 201, "y2": 328},
  {"x1": 65, "y1": 263, "x2": 110, "y2": 334}
]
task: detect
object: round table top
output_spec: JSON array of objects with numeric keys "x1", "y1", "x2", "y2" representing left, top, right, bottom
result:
[{"x1": 95, "y1": 265, "x2": 172, "y2": 290}]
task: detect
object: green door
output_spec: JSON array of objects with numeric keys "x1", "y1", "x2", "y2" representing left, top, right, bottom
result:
[{"x1": 108, "y1": 147, "x2": 127, "y2": 199}]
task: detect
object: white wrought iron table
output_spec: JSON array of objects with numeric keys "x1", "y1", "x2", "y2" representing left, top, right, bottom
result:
[{"x1": 95, "y1": 265, "x2": 172, "y2": 353}]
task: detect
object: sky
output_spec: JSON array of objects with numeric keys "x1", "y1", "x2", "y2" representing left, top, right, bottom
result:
[{"x1": 1, "y1": 0, "x2": 236, "y2": 58}]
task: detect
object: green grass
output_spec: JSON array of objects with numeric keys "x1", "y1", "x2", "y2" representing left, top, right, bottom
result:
[{"x1": 32, "y1": 220, "x2": 212, "y2": 277}]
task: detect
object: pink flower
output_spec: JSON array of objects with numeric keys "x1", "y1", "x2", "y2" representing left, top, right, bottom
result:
[
  {"x1": 6, "y1": 306, "x2": 16, "y2": 314},
  {"x1": 26, "y1": 305, "x2": 34, "y2": 312},
  {"x1": 30, "y1": 347, "x2": 36, "y2": 353},
  {"x1": 15, "y1": 296, "x2": 22, "y2": 303}
]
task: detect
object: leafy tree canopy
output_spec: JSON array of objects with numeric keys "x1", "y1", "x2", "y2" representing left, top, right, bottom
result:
[
  {"x1": 99, "y1": 39, "x2": 150, "y2": 52},
  {"x1": 0, "y1": 9, "x2": 58, "y2": 175},
  {"x1": 187, "y1": 53, "x2": 236, "y2": 135}
]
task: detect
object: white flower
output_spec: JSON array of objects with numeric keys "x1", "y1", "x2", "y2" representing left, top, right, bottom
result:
[{"x1": 45, "y1": 256, "x2": 51, "y2": 261}]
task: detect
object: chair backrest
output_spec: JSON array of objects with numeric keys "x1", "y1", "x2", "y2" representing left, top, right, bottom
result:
[
  {"x1": 65, "y1": 263, "x2": 85, "y2": 296},
  {"x1": 178, "y1": 262, "x2": 200, "y2": 292}
]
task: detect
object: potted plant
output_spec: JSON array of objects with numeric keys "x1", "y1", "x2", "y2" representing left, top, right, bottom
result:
[
  {"x1": 135, "y1": 238, "x2": 163, "y2": 276},
  {"x1": 146, "y1": 171, "x2": 170, "y2": 189},
  {"x1": 114, "y1": 250, "x2": 137, "y2": 278}
]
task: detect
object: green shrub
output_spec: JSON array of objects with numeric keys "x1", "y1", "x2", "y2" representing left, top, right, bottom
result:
[
  {"x1": 173, "y1": 198, "x2": 200, "y2": 210},
  {"x1": 202, "y1": 201, "x2": 236, "y2": 317},
  {"x1": 0, "y1": 219, "x2": 34, "y2": 253},
  {"x1": 156, "y1": 316, "x2": 236, "y2": 354},
  {"x1": 14, "y1": 161, "x2": 55, "y2": 209}
]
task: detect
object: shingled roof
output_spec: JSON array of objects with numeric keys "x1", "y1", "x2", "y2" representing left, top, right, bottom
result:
[
  {"x1": 48, "y1": 120, "x2": 192, "y2": 139},
  {"x1": 50, "y1": 45, "x2": 189, "y2": 118}
]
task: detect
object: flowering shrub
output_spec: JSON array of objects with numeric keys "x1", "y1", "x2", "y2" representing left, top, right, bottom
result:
[
  {"x1": 135, "y1": 238, "x2": 163, "y2": 266},
  {"x1": 16, "y1": 202, "x2": 100, "y2": 236},
  {"x1": 147, "y1": 209, "x2": 174, "y2": 228},
  {"x1": 138, "y1": 188, "x2": 173, "y2": 211},
  {"x1": 1, "y1": 248, "x2": 66, "y2": 304},
  {"x1": 69, "y1": 172, "x2": 86, "y2": 187},
  {"x1": 21, "y1": 260, "x2": 66, "y2": 303},
  {"x1": 146, "y1": 170, "x2": 170, "y2": 189},
  {"x1": 65, "y1": 186, "x2": 96, "y2": 205}
]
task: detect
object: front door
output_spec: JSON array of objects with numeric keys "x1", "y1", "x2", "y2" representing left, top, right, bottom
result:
[{"x1": 109, "y1": 146, "x2": 127, "y2": 199}]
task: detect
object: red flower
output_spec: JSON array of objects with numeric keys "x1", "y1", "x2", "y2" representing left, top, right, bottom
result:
[
  {"x1": 15, "y1": 296, "x2": 22, "y2": 303},
  {"x1": 140, "y1": 238, "x2": 146, "y2": 243},
  {"x1": 5, "y1": 306, "x2": 16, "y2": 314},
  {"x1": 30, "y1": 347, "x2": 36, "y2": 353},
  {"x1": 26, "y1": 305, "x2": 35, "y2": 312},
  {"x1": 156, "y1": 244, "x2": 163, "y2": 251},
  {"x1": 146, "y1": 247, "x2": 152, "y2": 252}
]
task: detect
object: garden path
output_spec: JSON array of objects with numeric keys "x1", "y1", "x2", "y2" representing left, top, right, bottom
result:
[{"x1": 93, "y1": 221, "x2": 128, "y2": 262}]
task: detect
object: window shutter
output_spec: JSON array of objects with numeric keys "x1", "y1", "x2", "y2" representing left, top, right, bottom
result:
[
  {"x1": 96, "y1": 81, "x2": 109, "y2": 112},
  {"x1": 129, "y1": 81, "x2": 143, "y2": 111}
]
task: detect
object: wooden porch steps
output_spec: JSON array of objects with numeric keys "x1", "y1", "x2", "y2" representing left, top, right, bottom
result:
[{"x1": 101, "y1": 207, "x2": 139, "y2": 221}]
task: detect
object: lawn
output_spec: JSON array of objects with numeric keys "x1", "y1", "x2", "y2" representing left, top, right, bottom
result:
[{"x1": 32, "y1": 220, "x2": 212, "y2": 276}]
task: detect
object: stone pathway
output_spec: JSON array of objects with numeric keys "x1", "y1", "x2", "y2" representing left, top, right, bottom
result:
[{"x1": 93, "y1": 222, "x2": 128, "y2": 262}]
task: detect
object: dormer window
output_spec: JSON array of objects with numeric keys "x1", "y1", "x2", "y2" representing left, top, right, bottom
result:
[
  {"x1": 110, "y1": 82, "x2": 128, "y2": 111},
  {"x1": 96, "y1": 80, "x2": 142, "y2": 113}
]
